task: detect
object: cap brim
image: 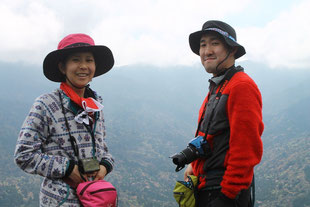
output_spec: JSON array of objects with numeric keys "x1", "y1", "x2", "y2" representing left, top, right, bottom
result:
[
  {"x1": 189, "y1": 30, "x2": 246, "y2": 59},
  {"x1": 43, "y1": 46, "x2": 114, "y2": 82}
]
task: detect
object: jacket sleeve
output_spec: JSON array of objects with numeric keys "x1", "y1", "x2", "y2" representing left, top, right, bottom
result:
[
  {"x1": 221, "y1": 81, "x2": 264, "y2": 199},
  {"x1": 98, "y1": 112, "x2": 114, "y2": 174},
  {"x1": 14, "y1": 97, "x2": 70, "y2": 179},
  {"x1": 96, "y1": 95, "x2": 114, "y2": 174}
]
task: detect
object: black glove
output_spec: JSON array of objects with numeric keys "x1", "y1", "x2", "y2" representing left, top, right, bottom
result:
[{"x1": 209, "y1": 192, "x2": 235, "y2": 207}]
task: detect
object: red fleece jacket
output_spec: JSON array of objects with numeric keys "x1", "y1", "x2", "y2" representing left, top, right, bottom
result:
[{"x1": 192, "y1": 71, "x2": 264, "y2": 199}]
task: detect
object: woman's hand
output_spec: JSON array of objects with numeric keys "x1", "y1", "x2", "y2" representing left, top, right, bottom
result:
[
  {"x1": 184, "y1": 163, "x2": 194, "y2": 181},
  {"x1": 94, "y1": 165, "x2": 107, "y2": 181},
  {"x1": 63, "y1": 165, "x2": 85, "y2": 188},
  {"x1": 64, "y1": 164, "x2": 107, "y2": 187}
]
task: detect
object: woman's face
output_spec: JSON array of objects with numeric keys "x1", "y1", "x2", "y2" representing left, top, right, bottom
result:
[{"x1": 59, "y1": 51, "x2": 96, "y2": 88}]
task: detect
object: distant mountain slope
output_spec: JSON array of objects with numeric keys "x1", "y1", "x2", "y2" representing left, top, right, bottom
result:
[
  {"x1": 256, "y1": 135, "x2": 310, "y2": 207},
  {"x1": 0, "y1": 62, "x2": 310, "y2": 206}
]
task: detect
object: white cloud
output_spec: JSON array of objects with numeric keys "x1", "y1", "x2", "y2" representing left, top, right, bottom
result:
[
  {"x1": 3, "y1": 0, "x2": 291, "y2": 68},
  {"x1": 0, "y1": 0, "x2": 63, "y2": 65},
  {"x1": 239, "y1": 0, "x2": 310, "y2": 69},
  {"x1": 91, "y1": 0, "x2": 251, "y2": 67}
]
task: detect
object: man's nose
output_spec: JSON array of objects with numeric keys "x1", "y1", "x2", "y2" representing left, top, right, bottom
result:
[{"x1": 201, "y1": 46, "x2": 212, "y2": 56}]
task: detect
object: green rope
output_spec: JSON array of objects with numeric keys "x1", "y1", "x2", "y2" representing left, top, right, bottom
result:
[{"x1": 58, "y1": 184, "x2": 70, "y2": 206}]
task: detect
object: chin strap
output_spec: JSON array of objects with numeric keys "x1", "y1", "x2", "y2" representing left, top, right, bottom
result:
[{"x1": 214, "y1": 50, "x2": 232, "y2": 76}]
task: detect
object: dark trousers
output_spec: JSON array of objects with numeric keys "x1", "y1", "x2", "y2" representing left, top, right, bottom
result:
[{"x1": 196, "y1": 187, "x2": 251, "y2": 207}]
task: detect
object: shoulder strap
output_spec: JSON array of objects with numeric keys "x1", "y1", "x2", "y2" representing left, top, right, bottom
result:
[
  {"x1": 216, "y1": 66, "x2": 242, "y2": 99},
  {"x1": 58, "y1": 91, "x2": 80, "y2": 159},
  {"x1": 200, "y1": 67, "x2": 241, "y2": 138}
]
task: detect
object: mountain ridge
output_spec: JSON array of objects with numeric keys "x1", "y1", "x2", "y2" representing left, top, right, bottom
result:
[{"x1": 1, "y1": 61, "x2": 310, "y2": 206}]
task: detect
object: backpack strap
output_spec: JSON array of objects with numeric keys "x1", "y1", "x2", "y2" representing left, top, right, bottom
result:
[{"x1": 199, "y1": 66, "x2": 242, "y2": 138}]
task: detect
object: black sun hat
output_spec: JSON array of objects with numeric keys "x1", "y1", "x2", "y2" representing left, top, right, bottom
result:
[
  {"x1": 43, "y1": 33, "x2": 114, "y2": 82},
  {"x1": 189, "y1": 20, "x2": 246, "y2": 59}
]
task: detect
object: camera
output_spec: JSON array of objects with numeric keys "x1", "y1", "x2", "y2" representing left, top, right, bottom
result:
[
  {"x1": 170, "y1": 136, "x2": 211, "y2": 172},
  {"x1": 78, "y1": 158, "x2": 100, "y2": 174}
]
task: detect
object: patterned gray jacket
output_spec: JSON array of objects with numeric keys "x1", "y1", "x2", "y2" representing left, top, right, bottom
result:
[{"x1": 14, "y1": 88, "x2": 114, "y2": 206}]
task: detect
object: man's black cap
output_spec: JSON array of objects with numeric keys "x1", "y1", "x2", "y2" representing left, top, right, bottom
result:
[{"x1": 189, "y1": 20, "x2": 246, "y2": 59}]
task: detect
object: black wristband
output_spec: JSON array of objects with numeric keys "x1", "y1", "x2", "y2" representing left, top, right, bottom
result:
[{"x1": 100, "y1": 160, "x2": 112, "y2": 174}]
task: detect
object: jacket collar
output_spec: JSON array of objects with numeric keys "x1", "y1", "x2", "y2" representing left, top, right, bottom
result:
[
  {"x1": 57, "y1": 88, "x2": 103, "y2": 118},
  {"x1": 57, "y1": 88, "x2": 77, "y2": 114}
]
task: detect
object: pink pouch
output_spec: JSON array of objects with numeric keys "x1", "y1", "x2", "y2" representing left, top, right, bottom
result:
[{"x1": 76, "y1": 180, "x2": 117, "y2": 207}]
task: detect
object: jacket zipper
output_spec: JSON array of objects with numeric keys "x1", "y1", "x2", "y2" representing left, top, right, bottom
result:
[
  {"x1": 80, "y1": 181, "x2": 96, "y2": 196},
  {"x1": 90, "y1": 188, "x2": 116, "y2": 195},
  {"x1": 173, "y1": 192, "x2": 185, "y2": 195}
]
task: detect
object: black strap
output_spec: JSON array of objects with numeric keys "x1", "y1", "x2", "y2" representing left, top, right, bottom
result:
[
  {"x1": 198, "y1": 67, "x2": 241, "y2": 138},
  {"x1": 250, "y1": 174, "x2": 255, "y2": 207},
  {"x1": 58, "y1": 92, "x2": 80, "y2": 158},
  {"x1": 84, "y1": 123, "x2": 97, "y2": 158}
]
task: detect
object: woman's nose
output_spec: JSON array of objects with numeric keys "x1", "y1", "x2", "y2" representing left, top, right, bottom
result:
[{"x1": 79, "y1": 61, "x2": 88, "y2": 69}]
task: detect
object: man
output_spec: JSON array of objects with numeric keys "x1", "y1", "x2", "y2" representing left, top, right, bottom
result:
[{"x1": 184, "y1": 20, "x2": 264, "y2": 207}]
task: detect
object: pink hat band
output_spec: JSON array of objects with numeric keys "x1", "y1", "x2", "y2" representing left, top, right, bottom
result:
[{"x1": 57, "y1": 33, "x2": 95, "y2": 50}]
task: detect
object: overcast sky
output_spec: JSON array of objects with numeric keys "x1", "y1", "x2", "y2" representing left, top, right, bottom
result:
[{"x1": 0, "y1": 0, "x2": 309, "y2": 69}]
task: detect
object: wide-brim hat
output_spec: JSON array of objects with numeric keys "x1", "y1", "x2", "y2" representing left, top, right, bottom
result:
[
  {"x1": 189, "y1": 20, "x2": 246, "y2": 59},
  {"x1": 43, "y1": 33, "x2": 114, "y2": 82}
]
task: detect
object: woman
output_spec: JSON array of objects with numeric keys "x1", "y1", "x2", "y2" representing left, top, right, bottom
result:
[{"x1": 14, "y1": 33, "x2": 115, "y2": 206}]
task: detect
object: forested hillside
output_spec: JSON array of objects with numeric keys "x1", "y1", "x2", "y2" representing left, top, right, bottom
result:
[{"x1": 0, "y1": 62, "x2": 309, "y2": 206}]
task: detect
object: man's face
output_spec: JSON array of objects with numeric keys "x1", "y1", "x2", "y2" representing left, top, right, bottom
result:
[{"x1": 199, "y1": 32, "x2": 235, "y2": 76}]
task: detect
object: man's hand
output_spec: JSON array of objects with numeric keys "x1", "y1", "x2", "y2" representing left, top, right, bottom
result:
[{"x1": 184, "y1": 164, "x2": 194, "y2": 181}]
